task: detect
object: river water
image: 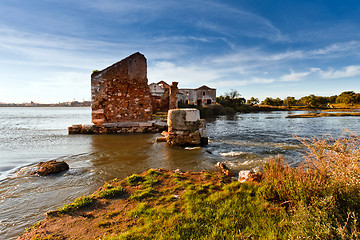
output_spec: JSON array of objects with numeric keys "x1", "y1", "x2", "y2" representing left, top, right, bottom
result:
[{"x1": 0, "y1": 107, "x2": 359, "y2": 239}]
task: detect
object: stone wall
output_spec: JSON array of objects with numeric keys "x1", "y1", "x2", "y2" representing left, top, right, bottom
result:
[
  {"x1": 69, "y1": 121, "x2": 167, "y2": 134},
  {"x1": 91, "y1": 52, "x2": 153, "y2": 125}
]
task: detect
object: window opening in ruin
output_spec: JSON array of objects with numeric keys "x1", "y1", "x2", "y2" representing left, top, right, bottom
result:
[
  {"x1": 207, "y1": 99, "x2": 211, "y2": 105},
  {"x1": 197, "y1": 99, "x2": 202, "y2": 106},
  {"x1": 203, "y1": 92, "x2": 205, "y2": 96}
]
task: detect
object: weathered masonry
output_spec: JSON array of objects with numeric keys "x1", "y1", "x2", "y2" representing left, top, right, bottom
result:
[
  {"x1": 156, "y1": 109, "x2": 208, "y2": 146},
  {"x1": 91, "y1": 52, "x2": 153, "y2": 125},
  {"x1": 69, "y1": 52, "x2": 167, "y2": 134}
]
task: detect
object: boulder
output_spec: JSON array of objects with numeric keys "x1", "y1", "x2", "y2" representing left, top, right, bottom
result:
[
  {"x1": 31, "y1": 160, "x2": 69, "y2": 176},
  {"x1": 216, "y1": 162, "x2": 235, "y2": 177},
  {"x1": 238, "y1": 170, "x2": 264, "y2": 183}
]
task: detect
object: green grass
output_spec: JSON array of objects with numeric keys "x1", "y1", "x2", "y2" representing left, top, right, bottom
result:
[
  {"x1": 57, "y1": 195, "x2": 94, "y2": 213},
  {"x1": 105, "y1": 182, "x2": 288, "y2": 240},
  {"x1": 129, "y1": 187, "x2": 156, "y2": 201},
  {"x1": 97, "y1": 186, "x2": 126, "y2": 199},
  {"x1": 125, "y1": 174, "x2": 145, "y2": 186}
]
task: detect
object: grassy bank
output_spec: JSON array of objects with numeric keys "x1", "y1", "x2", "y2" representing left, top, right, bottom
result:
[
  {"x1": 20, "y1": 133, "x2": 360, "y2": 239},
  {"x1": 287, "y1": 112, "x2": 360, "y2": 118}
]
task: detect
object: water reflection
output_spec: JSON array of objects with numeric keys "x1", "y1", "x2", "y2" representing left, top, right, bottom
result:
[{"x1": 89, "y1": 134, "x2": 217, "y2": 182}]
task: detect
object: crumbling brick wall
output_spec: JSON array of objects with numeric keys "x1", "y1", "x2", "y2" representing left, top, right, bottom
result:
[{"x1": 91, "y1": 52, "x2": 153, "y2": 124}]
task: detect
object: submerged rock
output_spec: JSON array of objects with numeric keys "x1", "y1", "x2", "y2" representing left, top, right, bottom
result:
[{"x1": 31, "y1": 160, "x2": 69, "y2": 176}]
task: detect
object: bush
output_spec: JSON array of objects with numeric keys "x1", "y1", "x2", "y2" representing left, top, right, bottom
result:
[{"x1": 262, "y1": 132, "x2": 360, "y2": 237}]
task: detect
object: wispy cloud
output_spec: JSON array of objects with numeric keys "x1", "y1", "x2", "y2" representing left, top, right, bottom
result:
[
  {"x1": 211, "y1": 40, "x2": 360, "y2": 70},
  {"x1": 280, "y1": 69, "x2": 318, "y2": 82},
  {"x1": 319, "y1": 65, "x2": 360, "y2": 79},
  {"x1": 148, "y1": 61, "x2": 221, "y2": 87}
]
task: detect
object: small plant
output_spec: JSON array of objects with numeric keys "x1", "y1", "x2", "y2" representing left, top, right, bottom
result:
[
  {"x1": 128, "y1": 202, "x2": 152, "y2": 218},
  {"x1": 92, "y1": 69, "x2": 99, "y2": 74},
  {"x1": 25, "y1": 221, "x2": 42, "y2": 232},
  {"x1": 97, "y1": 186, "x2": 125, "y2": 199},
  {"x1": 130, "y1": 187, "x2": 155, "y2": 201},
  {"x1": 125, "y1": 174, "x2": 144, "y2": 186},
  {"x1": 147, "y1": 169, "x2": 163, "y2": 176},
  {"x1": 57, "y1": 196, "x2": 94, "y2": 213},
  {"x1": 96, "y1": 221, "x2": 111, "y2": 228}
]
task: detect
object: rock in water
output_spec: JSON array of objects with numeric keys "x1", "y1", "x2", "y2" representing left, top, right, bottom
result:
[
  {"x1": 31, "y1": 160, "x2": 69, "y2": 176},
  {"x1": 216, "y1": 162, "x2": 235, "y2": 177}
]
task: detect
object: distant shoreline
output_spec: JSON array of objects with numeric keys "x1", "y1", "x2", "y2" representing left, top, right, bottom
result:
[{"x1": 0, "y1": 101, "x2": 91, "y2": 107}]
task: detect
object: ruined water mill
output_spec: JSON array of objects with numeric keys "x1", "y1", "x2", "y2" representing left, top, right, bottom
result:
[{"x1": 1, "y1": 53, "x2": 359, "y2": 239}]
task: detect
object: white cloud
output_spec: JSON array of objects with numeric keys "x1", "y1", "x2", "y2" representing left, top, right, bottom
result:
[
  {"x1": 148, "y1": 61, "x2": 221, "y2": 87},
  {"x1": 280, "y1": 69, "x2": 316, "y2": 82},
  {"x1": 251, "y1": 77, "x2": 275, "y2": 84},
  {"x1": 319, "y1": 65, "x2": 360, "y2": 79}
]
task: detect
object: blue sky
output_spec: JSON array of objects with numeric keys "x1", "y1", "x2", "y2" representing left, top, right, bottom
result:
[{"x1": 0, "y1": 0, "x2": 360, "y2": 103}]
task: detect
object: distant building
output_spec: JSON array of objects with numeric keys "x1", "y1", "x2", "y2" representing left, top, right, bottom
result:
[
  {"x1": 178, "y1": 85, "x2": 216, "y2": 106},
  {"x1": 149, "y1": 81, "x2": 170, "y2": 97},
  {"x1": 149, "y1": 82, "x2": 216, "y2": 107}
]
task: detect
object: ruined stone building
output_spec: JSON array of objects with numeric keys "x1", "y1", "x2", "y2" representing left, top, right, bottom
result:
[
  {"x1": 178, "y1": 85, "x2": 216, "y2": 106},
  {"x1": 90, "y1": 52, "x2": 215, "y2": 127},
  {"x1": 149, "y1": 82, "x2": 216, "y2": 107},
  {"x1": 91, "y1": 52, "x2": 153, "y2": 124}
]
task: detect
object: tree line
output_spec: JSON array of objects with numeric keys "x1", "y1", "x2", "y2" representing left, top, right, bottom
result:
[
  {"x1": 261, "y1": 91, "x2": 360, "y2": 108},
  {"x1": 217, "y1": 90, "x2": 360, "y2": 110}
]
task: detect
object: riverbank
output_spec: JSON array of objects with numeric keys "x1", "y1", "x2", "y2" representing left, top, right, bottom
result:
[
  {"x1": 19, "y1": 133, "x2": 360, "y2": 239},
  {"x1": 287, "y1": 112, "x2": 360, "y2": 118},
  {"x1": 197, "y1": 104, "x2": 360, "y2": 118}
]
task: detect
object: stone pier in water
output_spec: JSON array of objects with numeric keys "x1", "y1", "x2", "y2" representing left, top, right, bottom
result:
[{"x1": 158, "y1": 109, "x2": 208, "y2": 146}]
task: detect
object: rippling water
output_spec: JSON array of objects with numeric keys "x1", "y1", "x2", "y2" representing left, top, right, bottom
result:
[{"x1": 1, "y1": 107, "x2": 359, "y2": 239}]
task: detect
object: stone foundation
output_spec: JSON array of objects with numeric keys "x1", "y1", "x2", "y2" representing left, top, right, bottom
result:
[
  {"x1": 160, "y1": 109, "x2": 208, "y2": 146},
  {"x1": 68, "y1": 121, "x2": 167, "y2": 134}
]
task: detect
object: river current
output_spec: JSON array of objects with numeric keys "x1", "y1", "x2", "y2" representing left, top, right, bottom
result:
[{"x1": 0, "y1": 107, "x2": 359, "y2": 239}]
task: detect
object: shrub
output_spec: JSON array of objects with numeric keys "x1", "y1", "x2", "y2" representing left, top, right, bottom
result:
[{"x1": 262, "y1": 131, "x2": 360, "y2": 237}]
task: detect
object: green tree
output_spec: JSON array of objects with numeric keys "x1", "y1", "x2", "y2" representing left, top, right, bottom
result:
[
  {"x1": 261, "y1": 97, "x2": 274, "y2": 106},
  {"x1": 336, "y1": 91, "x2": 360, "y2": 105},
  {"x1": 299, "y1": 95, "x2": 328, "y2": 108},
  {"x1": 216, "y1": 89, "x2": 246, "y2": 110},
  {"x1": 284, "y1": 96, "x2": 296, "y2": 108},
  {"x1": 246, "y1": 97, "x2": 259, "y2": 105},
  {"x1": 273, "y1": 97, "x2": 283, "y2": 106}
]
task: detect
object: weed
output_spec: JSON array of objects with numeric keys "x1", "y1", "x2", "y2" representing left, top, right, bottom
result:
[
  {"x1": 104, "y1": 210, "x2": 121, "y2": 219},
  {"x1": 141, "y1": 175, "x2": 159, "y2": 188},
  {"x1": 57, "y1": 195, "x2": 93, "y2": 213},
  {"x1": 130, "y1": 187, "x2": 155, "y2": 201},
  {"x1": 97, "y1": 186, "x2": 125, "y2": 199},
  {"x1": 128, "y1": 203, "x2": 153, "y2": 218},
  {"x1": 147, "y1": 169, "x2": 163, "y2": 176},
  {"x1": 125, "y1": 174, "x2": 144, "y2": 186},
  {"x1": 96, "y1": 221, "x2": 111, "y2": 228},
  {"x1": 25, "y1": 220, "x2": 42, "y2": 232}
]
